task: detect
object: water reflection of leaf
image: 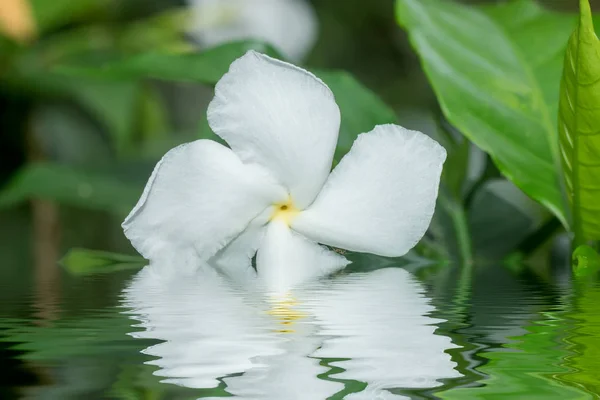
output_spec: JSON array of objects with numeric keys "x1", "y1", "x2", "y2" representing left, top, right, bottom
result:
[
  {"x1": 437, "y1": 299, "x2": 587, "y2": 400},
  {"x1": 0, "y1": 315, "x2": 136, "y2": 361},
  {"x1": 123, "y1": 265, "x2": 461, "y2": 399},
  {"x1": 559, "y1": 284, "x2": 600, "y2": 396},
  {"x1": 0, "y1": 308, "x2": 200, "y2": 398}
]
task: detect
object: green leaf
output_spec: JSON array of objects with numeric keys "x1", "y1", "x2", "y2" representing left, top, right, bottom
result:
[
  {"x1": 137, "y1": 84, "x2": 170, "y2": 143},
  {"x1": 318, "y1": 70, "x2": 398, "y2": 160},
  {"x1": 468, "y1": 179, "x2": 541, "y2": 261},
  {"x1": 558, "y1": 0, "x2": 600, "y2": 245},
  {"x1": 56, "y1": 41, "x2": 281, "y2": 84},
  {"x1": 198, "y1": 69, "x2": 397, "y2": 161},
  {"x1": 0, "y1": 163, "x2": 141, "y2": 216},
  {"x1": 115, "y1": 8, "x2": 192, "y2": 53},
  {"x1": 30, "y1": 0, "x2": 102, "y2": 33},
  {"x1": 442, "y1": 138, "x2": 470, "y2": 200},
  {"x1": 31, "y1": 104, "x2": 113, "y2": 166},
  {"x1": 69, "y1": 81, "x2": 140, "y2": 156},
  {"x1": 396, "y1": 0, "x2": 575, "y2": 228},
  {"x1": 57, "y1": 41, "x2": 397, "y2": 161},
  {"x1": 60, "y1": 248, "x2": 145, "y2": 275}
]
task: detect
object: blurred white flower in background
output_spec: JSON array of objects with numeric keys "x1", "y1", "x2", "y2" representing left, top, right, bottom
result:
[
  {"x1": 187, "y1": 0, "x2": 318, "y2": 62},
  {"x1": 122, "y1": 51, "x2": 446, "y2": 292},
  {"x1": 123, "y1": 265, "x2": 461, "y2": 399}
]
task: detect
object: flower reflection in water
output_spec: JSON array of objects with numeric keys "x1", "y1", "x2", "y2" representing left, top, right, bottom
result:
[{"x1": 122, "y1": 266, "x2": 461, "y2": 399}]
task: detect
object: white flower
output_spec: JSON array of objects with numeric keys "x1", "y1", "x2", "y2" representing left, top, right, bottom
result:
[
  {"x1": 122, "y1": 51, "x2": 446, "y2": 292},
  {"x1": 187, "y1": 0, "x2": 317, "y2": 62}
]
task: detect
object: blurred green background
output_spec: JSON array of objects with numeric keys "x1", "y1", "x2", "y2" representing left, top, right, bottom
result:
[
  {"x1": 0, "y1": 0, "x2": 440, "y2": 306},
  {"x1": 0, "y1": 0, "x2": 589, "y2": 311},
  {"x1": 4, "y1": 0, "x2": 599, "y2": 306}
]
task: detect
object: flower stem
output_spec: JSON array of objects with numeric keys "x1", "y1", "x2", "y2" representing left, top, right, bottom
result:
[{"x1": 440, "y1": 196, "x2": 473, "y2": 266}]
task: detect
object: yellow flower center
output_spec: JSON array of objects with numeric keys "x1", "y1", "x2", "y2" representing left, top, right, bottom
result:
[{"x1": 270, "y1": 198, "x2": 299, "y2": 226}]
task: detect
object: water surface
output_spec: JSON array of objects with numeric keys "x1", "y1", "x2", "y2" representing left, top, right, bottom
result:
[{"x1": 1, "y1": 257, "x2": 600, "y2": 399}]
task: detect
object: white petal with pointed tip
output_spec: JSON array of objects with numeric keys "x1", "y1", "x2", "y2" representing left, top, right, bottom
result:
[
  {"x1": 208, "y1": 51, "x2": 341, "y2": 208},
  {"x1": 123, "y1": 140, "x2": 287, "y2": 263},
  {"x1": 256, "y1": 220, "x2": 349, "y2": 292},
  {"x1": 292, "y1": 124, "x2": 446, "y2": 257}
]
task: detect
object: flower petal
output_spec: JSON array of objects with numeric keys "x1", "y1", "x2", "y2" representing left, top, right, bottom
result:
[
  {"x1": 208, "y1": 51, "x2": 341, "y2": 208},
  {"x1": 209, "y1": 207, "x2": 274, "y2": 282},
  {"x1": 292, "y1": 124, "x2": 446, "y2": 257},
  {"x1": 123, "y1": 140, "x2": 287, "y2": 263},
  {"x1": 256, "y1": 220, "x2": 350, "y2": 292}
]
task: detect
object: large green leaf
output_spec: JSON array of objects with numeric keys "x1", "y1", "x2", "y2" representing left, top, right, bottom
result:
[
  {"x1": 31, "y1": 103, "x2": 112, "y2": 165},
  {"x1": 0, "y1": 77, "x2": 394, "y2": 217},
  {"x1": 32, "y1": 42, "x2": 398, "y2": 216},
  {"x1": 56, "y1": 41, "x2": 280, "y2": 84},
  {"x1": 396, "y1": 0, "x2": 580, "y2": 228},
  {"x1": 0, "y1": 163, "x2": 141, "y2": 216},
  {"x1": 30, "y1": 0, "x2": 102, "y2": 33},
  {"x1": 197, "y1": 69, "x2": 398, "y2": 161},
  {"x1": 69, "y1": 81, "x2": 140, "y2": 156},
  {"x1": 468, "y1": 179, "x2": 541, "y2": 261},
  {"x1": 559, "y1": 0, "x2": 600, "y2": 244},
  {"x1": 58, "y1": 44, "x2": 398, "y2": 155}
]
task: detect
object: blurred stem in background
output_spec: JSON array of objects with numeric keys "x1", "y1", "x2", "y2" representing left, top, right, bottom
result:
[
  {"x1": 26, "y1": 117, "x2": 61, "y2": 323},
  {"x1": 439, "y1": 196, "x2": 472, "y2": 267},
  {"x1": 0, "y1": 0, "x2": 63, "y2": 321}
]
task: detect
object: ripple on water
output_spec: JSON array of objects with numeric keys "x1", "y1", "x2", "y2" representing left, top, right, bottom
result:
[{"x1": 4, "y1": 264, "x2": 600, "y2": 399}]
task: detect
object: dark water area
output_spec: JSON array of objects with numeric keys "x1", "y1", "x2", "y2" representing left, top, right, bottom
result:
[{"x1": 1, "y1": 256, "x2": 599, "y2": 400}]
